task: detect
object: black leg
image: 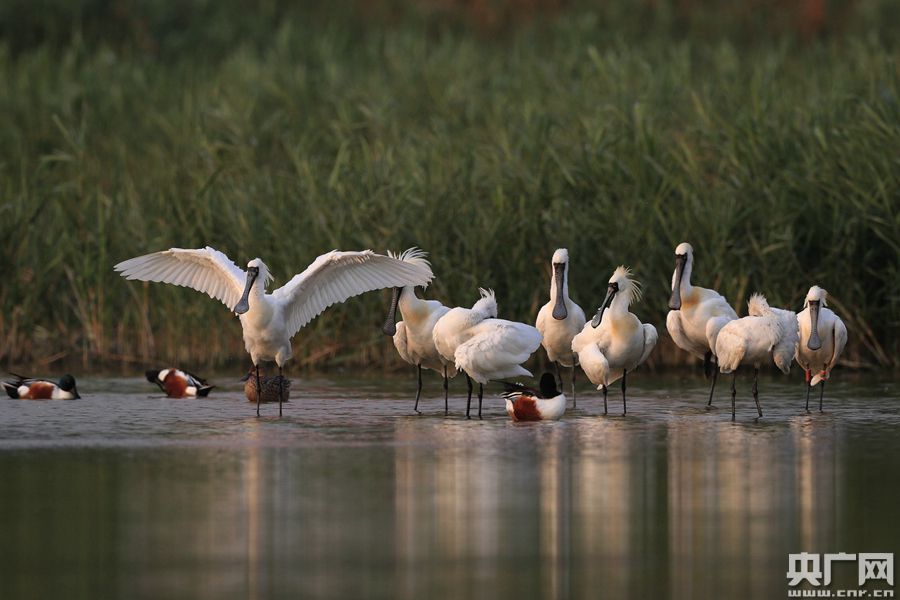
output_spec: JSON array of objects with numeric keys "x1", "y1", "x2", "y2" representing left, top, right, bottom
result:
[
  {"x1": 443, "y1": 366, "x2": 449, "y2": 416},
  {"x1": 707, "y1": 368, "x2": 719, "y2": 407},
  {"x1": 602, "y1": 385, "x2": 608, "y2": 415},
  {"x1": 571, "y1": 365, "x2": 577, "y2": 408},
  {"x1": 478, "y1": 383, "x2": 483, "y2": 419},
  {"x1": 805, "y1": 372, "x2": 812, "y2": 412},
  {"x1": 621, "y1": 369, "x2": 627, "y2": 415},
  {"x1": 753, "y1": 367, "x2": 762, "y2": 418},
  {"x1": 255, "y1": 364, "x2": 261, "y2": 417},
  {"x1": 466, "y1": 375, "x2": 473, "y2": 420},
  {"x1": 704, "y1": 350, "x2": 713, "y2": 379},
  {"x1": 555, "y1": 362, "x2": 563, "y2": 391},
  {"x1": 414, "y1": 364, "x2": 422, "y2": 414},
  {"x1": 819, "y1": 379, "x2": 826, "y2": 413},
  {"x1": 278, "y1": 365, "x2": 284, "y2": 417},
  {"x1": 730, "y1": 372, "x2": 737, "y2": 421}
]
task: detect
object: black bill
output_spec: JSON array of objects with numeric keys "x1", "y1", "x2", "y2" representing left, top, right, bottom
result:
[
  {"x1": 234, "y1": 267, "x2": 259, "y2": 315},
  {"x1": 382, "y1": 287, "x2": 401, "y2": 336},
  {"x1": 551, "y1": 263, "x2": 568, "y2": 320}
]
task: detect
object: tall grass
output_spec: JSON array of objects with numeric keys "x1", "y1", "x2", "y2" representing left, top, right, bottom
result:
[{"x1": 1, "y1": 2, "x2": 898, "y2": 372}]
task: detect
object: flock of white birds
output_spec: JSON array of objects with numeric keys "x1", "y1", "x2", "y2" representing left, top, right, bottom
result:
[{"x1": 2, "y1": 242, "x2": 847, "y2": 423}]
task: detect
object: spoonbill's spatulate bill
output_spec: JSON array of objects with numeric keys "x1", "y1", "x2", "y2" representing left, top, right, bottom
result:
[
  {"x1": 502, "y1": 372, "x2": 566, "y2": 421},
  {"x1": 115, "y1": 246, "x2": 434, "y2": 416},
  {"x1": 795, "y1": 285, "x2": 847, "y2": 412},
  {"x1": 382, "y1": 249, "x2": 457, "y2": 414},
  {"x1": 535, "y1": 249, "x2": 586, "y2": 407},
  {"x1": 432, "y1": 288, "x2": 542, "y2": 419},
  {"x1": 715, "y1": 294, "x2": 799, "y2": 420},
  {"x1": 2, "y1": 373, "x2": 80, "y2": 400},
  {"x1": 145, "y1": 368, "x2": 214, "y2": 398},
  {"x1": 665, "y1": 242, "x2": 738, "y2": 407},
  {"x1": 571, "y1": 266, "x2": 657, "y2": 415}
]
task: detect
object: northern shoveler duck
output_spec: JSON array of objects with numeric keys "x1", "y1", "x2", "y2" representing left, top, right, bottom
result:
[
  {"x1": 145, "y1": 368, "x2": 214, "y2": 398},
  {"x1": 2, "y1": 373, "x2": 81, "y2": 400},
  {"x1": 502, "y1": 373, "x2": 566, "y2": 422},
  {"x1": 241, "y1": 367, "x2": 291, "y2": 404},
  {"x1": 115, "y1": 246, "x2": 432, "y2": 417},
  {"x1": 795, "y1": 285, "x2": 847, "y2": 412},
  {"x1": 535, "y1": 248, "x2": 586, "y2": 406}
]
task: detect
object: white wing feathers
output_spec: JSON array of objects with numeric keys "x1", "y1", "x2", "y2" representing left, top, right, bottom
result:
[
  {"x1": 454, "y1": 320, "x2": 542, "y2": 384},
  {"x1": 113, "y1": 247, "x2": 247, "y2": 311},
  {"x1": 273, "y1": 250, "x2": 434, "y2": 339}
]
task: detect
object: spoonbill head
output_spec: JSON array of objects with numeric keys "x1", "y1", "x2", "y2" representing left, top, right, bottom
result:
[
  {"x1": 796, "y1": 285, "x2": 848, "y2": 411},
  {"x1": 668, "y1": 242, "x2": 694, "y2": 310},
  {"x1": 590, "y1": 266, "x2": 642, "y2": 328},
  {"x1": 535, "y1": 248, "x2": 586, "y2": 405}
]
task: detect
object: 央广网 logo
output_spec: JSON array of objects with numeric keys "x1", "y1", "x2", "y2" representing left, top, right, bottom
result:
[{"x1": 787, "y1": 553, "x2": 894, "y2": 598}]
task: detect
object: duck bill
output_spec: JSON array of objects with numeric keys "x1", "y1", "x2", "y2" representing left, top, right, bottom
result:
[
  {"x1": 233, "y1": 269, "x2": 259, "y2": 315},
  {"x1": 73, "y1": 387, "x2": 81, "y2": 400},
  {"x1": 382, "y1": 287, "x2": 401, "y2": 336},
  {"x1": 668, "y1": 254, "x2": 685, "y2": 310},
  {"x1": 591, "y1": 286, "x2": 617, "y2": 328},
  {"x1": 807, "y1": 301, "x2": 822, "y2": 350},
  {"x1": 551, "y1": 264, "x2": 568, "y2": 320}
]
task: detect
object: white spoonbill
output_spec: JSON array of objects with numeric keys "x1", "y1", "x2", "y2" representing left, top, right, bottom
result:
[
  {"x1": 666, "y1": 242, "x2": 738, "y2": 406},
  {"x1": 381, "y1": 248, "x2": 457, "y2": 414},
  {"x1": 115, "y1": 246, "x2": 433, "y2": 416},
  {"x1": 715, "y1": 294, "x2": 799, "y2": 420},
  {"x1": 571, "y1": 266, "x2": 657, "y2": 415},
  {"x1": 795, "y1": 285, "x2": 847, "y2": 412},
  {"x1": 502, "y1": 373, "x2": 566, "y2": 421},
  {"x1": 535, "y1": 248, "x2": 586, "y2": 406},
  {"x1": 432, "y1": 288, "x2": 542, "y2": 419}
]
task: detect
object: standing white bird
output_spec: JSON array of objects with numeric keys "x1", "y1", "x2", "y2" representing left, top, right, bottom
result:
[
  {"x1": 381, "y1": 248, "x2": 457, "y2": 414},
  {"x1": 666, "y1": 242, "x2": 738, "y2": 406},
  {"x1": 715, "y1": 294, "x2": 799, "y2": 420},
  {"x1": 535, "y1": 248, "x2": 586, "y2": 406},
  {"x1": 115, "y1": 246, "x2": 433, "y2": 416},
  {"x1": 795, "y1": 285, "x2": 848, "y2": 412},
  {"x1": 571, "y1": 266, "x2": 658, "y2": 415},
  {"x1": 432, "y1": 288, "x2": 542, "y2": 419}
]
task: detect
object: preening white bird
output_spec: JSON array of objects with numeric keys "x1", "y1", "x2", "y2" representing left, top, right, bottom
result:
[
  {"x1": 666, "y1": 242, "x2": 738, "y2": 406},
  {"x1": 432, "y1": 288, "x2": 542, "y2": 419},
  {"x1": 571, "y1": 266, "x2": 658, "y2": 415},
  {"x1": 795, "y1": 285, "x2": 847, "y2": 412},
  {"x1": 115, "y1": 246, "x2": 434, "y2": 416},
  {"x1": 715, "y1": 294, "x2": 799, "y2": 420},
  {"x1": 535, "y1": 248, "x2": 586, "y2": 406},
  {"x1": 382, "y1": 248, "x2": 457, "y2": 414}
]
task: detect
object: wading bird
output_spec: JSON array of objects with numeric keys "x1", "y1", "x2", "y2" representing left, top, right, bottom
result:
[
  {"x1": 502, "y1": 372, "x2": 566, "y2": 422},
  {"x1": 382, "y1": 249, "x2": 456, "y2": 414},
  {"x1": 535, "y1": 249, "x2": 586, "y2": 406},
  {"x1": 145, "y1": 368, "x2": 214, "y2": 398},
  {"x1": 666, "y1": 242, "x2": 738, "y2": 406},
  {"x1": 432, "y1": 288, "x2": 542, "y2": 419},
  {"x1": 2, "y1": 374, "x2": 80, "y2": 400},
  {"x1": 715, "y1": 294, "x2": 799, "y2": 420},
  {"x1": 115, "y1": 246, "x2": 433, "y2": 416},
  {"x1": 795, "y1": 285, "x2": 847, "y2": 412},
  {"x1": 241, "y1": 366, "x2": 291, "y2": 404},
  {"x1": 571, "y1": 266, "x2": 657, "y2": 415}
]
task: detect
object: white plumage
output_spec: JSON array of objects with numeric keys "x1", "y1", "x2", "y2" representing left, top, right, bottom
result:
[
  {"x1": 115, "y1": 246, "x2": 434, "y2": 415},
  {"x1": 535, "y1": 248, "x2": 586, "y2": 404},
  {"x1": 571, "y1": 266, "x2": 657, "y2": 415},
  {"x1": 432, "y1": 288, "x2": 542, "y2": 418},
  {"x1": 715, "y1": 293, "x2": 799, "y2": 419},
  {"x1": 795, "y1": 285, "x2": 848, "y2": 411}
]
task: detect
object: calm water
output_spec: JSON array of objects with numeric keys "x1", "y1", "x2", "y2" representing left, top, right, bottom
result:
[{"x1": 0, "y1": 372, "x2": 897, "y2": 600}]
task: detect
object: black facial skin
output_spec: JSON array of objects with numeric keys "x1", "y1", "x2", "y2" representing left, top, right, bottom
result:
[
  {"x1": 551, "y1": 263, "x2": 568, "y2": 320},
  {"x1": 807, "y1": 300, "x2": 822, "y2": 351},
  {"x1": 382, "y1": 287, "x2": 401, "y2": 336},
  {"x1": 234, "y1": 267, "x2": 260, "y2": 315},
  {"x1": 668, "y1": 253, "x2": 687, "y2": 310},
  {"x1": 591, "y1": 282, "x2": 619, "y2": 328}
]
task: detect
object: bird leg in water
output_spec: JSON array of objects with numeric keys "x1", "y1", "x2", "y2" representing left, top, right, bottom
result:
[
  {"x1": 465, "y1": 375, "x2": 473, "y2": 420},
  {"x1": 707, "y1": 368, "x2": 719, "y2": 407},
  {"x1": 704, "y1": 350, "x2": 713, "y2": 379},
  {"x1": 572, "y1": 366, "x2": 577, "y2": 408},
  {"x1": 442, "y1": 366, "x2": 449, "y2": 416},
  {"x1": 805, "y1": 373, "x2": 812, "y2": 412},
  {"x1": 753, "y1": 368, "x2": 762, "y2": 418},
  {"x1": 478, "y1": 383, "x2": 483, "y2": 419},
  {"x1": 255, "y1": 363, "x2": 261, "y2": 417},
  {"x1": 414, "y1": 364, "x2": 422, "y2": 414},
  {"x1": 819, "y1": 378, "x2": 826, "y2": 413},
  {"x1": 731, "y1": 372, "x2": 737, "y2": 421},
  {"x1": 555, "y1": 362, "x2": 563, "y2": 391},
  {"x1": 602, "y1": 385, "x2": 608, "y2": 415},
  {"x1": 278, "y1": 365, "x2": 284, "y2": 418},
  {"x1": 621, "y1": 369, "x2": 627, "y2": 415}
]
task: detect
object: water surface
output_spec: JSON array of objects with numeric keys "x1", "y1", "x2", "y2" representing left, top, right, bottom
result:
[{"x1": 0, "y1": 373, "x2": 897, "y2": 599}]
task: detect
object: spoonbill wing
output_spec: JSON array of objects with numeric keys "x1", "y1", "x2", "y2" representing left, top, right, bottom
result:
[
  {"x1": 831, "y1": 317, "x2": 848, "y2": 368},
  {"x1": 114, "y1": 247, "x2": 247, "y2": 311},
  {"x1": 453, "y1": 320, "x2": 542, "y2": 383},
  {"x1": 639, "y1": 324, "x2": 658, "y2": 365},
  {"x1": 272, "y1": 250, "x2": 434, "y2": 338}
]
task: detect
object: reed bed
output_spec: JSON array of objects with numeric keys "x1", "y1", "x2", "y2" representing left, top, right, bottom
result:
[{"x1": 1, "y1": 2, "x2": 898, "y2": 372}]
